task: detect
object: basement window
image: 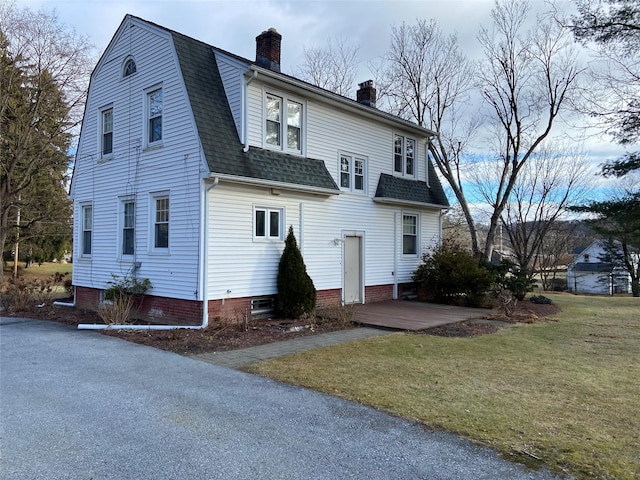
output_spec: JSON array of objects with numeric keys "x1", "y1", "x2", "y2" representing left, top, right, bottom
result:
[{"x1": 251, "y1": 296, "x2": 275, "y2": 316}]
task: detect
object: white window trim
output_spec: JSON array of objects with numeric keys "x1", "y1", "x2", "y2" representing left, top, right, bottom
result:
[
  {"x1": 143, "y1": 84, "x2": 163, "y2": 149},
  {"x1": 118, "y1": 196, "x2": 136, "y2": 260},
  {"x1": 338, "y1": 152, "x2": 367, "y2": 194},
  {"x1": 150, "y1": 191, "x2": 170, "y2": 254},
  {"x1": 402, "y1": 212, "x2": 420, "y2": 258},
  {"x1": 253, "y1": 205, "x2": 284, "y2": 242},
  {"x1": 262, "y1": 88, "x2": 305, "y2": 156},
  {"x1": 80, "y1": 203, "x2": 93, "y2": 258},
  {"x1": 393, "y1": 133, "x2": 417, "y2": 179},
  {"x1": 98, "y1": 104, "x2": 113, "y2": 161}
]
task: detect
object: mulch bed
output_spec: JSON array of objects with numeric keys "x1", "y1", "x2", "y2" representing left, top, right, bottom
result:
[{"x1": 5, "y1": 298, "x2": 561, "y2": 353}]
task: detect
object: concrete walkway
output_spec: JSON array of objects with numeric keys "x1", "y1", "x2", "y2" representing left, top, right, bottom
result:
[
  {"x1": 191, "y1": 326, "x2": 391, "y2": 368},
  {"x1": 192, "y1": 300, "x2": 484, "y2": 368}
]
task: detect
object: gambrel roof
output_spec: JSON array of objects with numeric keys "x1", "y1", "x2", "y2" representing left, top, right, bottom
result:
[{"x1": 133, "y1": 16, "x2": 449, "y2": 205}]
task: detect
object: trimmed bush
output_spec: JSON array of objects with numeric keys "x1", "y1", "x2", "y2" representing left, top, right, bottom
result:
[
  {"x1": 276, "y1": 226, "x2": 316, "y2": 319},
  {"x1": 412, "y1": 239, "x2": 493, "y2": 307}
]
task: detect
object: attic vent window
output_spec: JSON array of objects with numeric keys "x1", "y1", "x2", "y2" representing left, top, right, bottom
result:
[{"x1": 123, "y1": 59, "x2": 137, "y2": 77}]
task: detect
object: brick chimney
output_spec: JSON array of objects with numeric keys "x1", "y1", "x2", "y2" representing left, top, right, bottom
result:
[
  {"x1": 357, "y1": 80, "x2": 376, "y2": 108},
  {"x1": 256, "y1": 28, "x2": 282, "y2": 72}
]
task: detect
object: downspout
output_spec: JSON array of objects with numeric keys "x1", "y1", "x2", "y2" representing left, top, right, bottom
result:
[
  {"x1": 243, "y1": 70, "x2": 258, "y2": 152},
  {"x1": 78, "y1": 177, "x2": 220, "y2": 331}
]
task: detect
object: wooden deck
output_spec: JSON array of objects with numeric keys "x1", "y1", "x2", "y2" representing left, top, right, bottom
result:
[{"x1": 354, "y1": 300, "x2": 484, "y2": 331}]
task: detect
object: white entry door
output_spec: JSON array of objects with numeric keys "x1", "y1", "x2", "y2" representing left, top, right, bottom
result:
[{"x1": 344, "y1": 235, "x2": 363, "y2": 304}]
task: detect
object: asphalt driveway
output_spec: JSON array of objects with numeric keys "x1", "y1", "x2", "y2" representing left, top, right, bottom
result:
[{"x1": 0, "y1": 318, "x2": 569, "y2": 480}]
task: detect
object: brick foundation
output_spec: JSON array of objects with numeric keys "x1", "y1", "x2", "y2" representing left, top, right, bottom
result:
[
  {"x1": 364, "y1": 284, "x2": 394, "y2": 303},
  {"x1": 316, "y1": 288, "x2": 342, "y2": 308},
  {"x1": 74, "y1": 286, "x2": 202, "y2": 326},
  {"x1": 73, "y1": 283, "x2": 401, "y2": 327}
]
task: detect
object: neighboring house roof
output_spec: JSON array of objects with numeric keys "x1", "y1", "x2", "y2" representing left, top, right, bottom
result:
[
  {"x1": 572, "y1": 262, "x2": 613, "y2": 273},
  {"x1": 374, "y1": 172, "x2": 449, "y2": 208}
]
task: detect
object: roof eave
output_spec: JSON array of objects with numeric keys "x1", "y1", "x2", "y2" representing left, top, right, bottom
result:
[
  {"x1": 373, "y1": 197, "x2": 448, "y2": 210},
  {"x1": 209, "y1": 173, "x2": 340, "y2": 196},
  {"x1": 246, "y1": 65, "x2": 437, "y2": 138}
]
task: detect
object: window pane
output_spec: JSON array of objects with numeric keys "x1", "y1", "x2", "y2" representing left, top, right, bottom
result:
[
  {"x1": 403, "y1": 215, "x2": 417, "y2": 235},
  {"x1": 149, "y1": 90, "x2": 163, "y2": 117},
  {"x1": 269, "y1": 211, "x2": 280, "y2": 237},
  {"x1": 124, "y1": 60, "x2": 136, "y2": 76},
  {"x1": 156, "y1": 198, "x2": 169, "y2": 222},
  {"x1": 406, "y1": 138, "x2": 414, "y2": 175},
  {"x1": 83, "y1": 231, "x2": 92, "y2": 255},
  {"x1": 266, "y1": 96, "x2": 281, "y2": 121},
  {"x1": 155, "y1": 223, "x2": 168, "y2": 248},
  {"x1": 266, "y1": 120, "x2": 280, "y2": 146},
  {"x1": 403, "y1": 215, "x2": 417, "y2": 255},
  {"x1": 394, "y1": 135, "x2": 403, "y2": 173},
  {"x1": 103, "y1": 132, "x2": 113, "y2": 155},
  {"x1": 83, "y1": 206, "x2": 92, "y2": 230},
  {"x1": 255, "y1": 210, "x2": 266, "y2": 237},
  {"x1": 287, "y1": 125, "x2": 300, "y2": 150},
  {"x1": 123, "y1": 228, "x2": 134, "y2": 255},
  {"x1": 149, "y1": 117, "x2": 162, "y2": 143},
  {"x1": 287, "y1": 101, "x2": 301, "y2": 128},
  {"x1": 354, "y1": 159, "x2": 364, "y2": 191},
  {"x1": 149, "y1": 90, "x2": 162, "y2": 143},
  {"x1": 340, "y1": 156, "x2": 350, "y2": 188},
  {"x1": 403, "y1": 235, "x2": 417, "y2": 255},
  {"x1": 124, "y1": 202, "x2": 134, "y2": 228}
]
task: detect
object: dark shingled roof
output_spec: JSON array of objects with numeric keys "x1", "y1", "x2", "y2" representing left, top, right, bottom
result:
[
  {"x1": 375, "y1": 170, "x2": 449, "y2": 208},
  {"x1": 572, "y1": 262, "x2": 613, "y2": 272},
  {"x1": 170, "y1": 31, "x2": 338, "y2": 193}
]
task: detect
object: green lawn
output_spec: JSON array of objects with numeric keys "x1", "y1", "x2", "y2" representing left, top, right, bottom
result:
[
  {"x1": 245, "y1": 294, "x2": 640, "y2": 479},
  {"x1": 3, "y1": 261, "x2": 71, "y2": 279}
]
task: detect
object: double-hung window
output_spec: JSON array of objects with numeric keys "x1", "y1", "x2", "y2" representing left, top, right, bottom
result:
[
  {"x1": 101, "y1": 108, "x2": 113, "y2": 157},
  {"x1": 153, "y1": 196, "x2": 169, "y2": 250},
  {"x1": 122, "y1": 200, "x2": 135, "y2": 256},
  {"x1": 264, "y1": 91, "x2": 303, "y2": 154},
  {"x1": 82, "y1": 205, "x2": 93, "y2": 256},
  {"x1": 254, "y1": 207, "x2": 283, "y2": 241},
  {"x1": 147, "y1": 88, "x2": 163, "y2": 144},
  {"x1": 339, "y1": 153, "x2": 366, "y2": 193},
  {"x1": 402, "y1": 214, "x2": 418, "y2": 256},
  {"x1": 394, "y1": 134, "x2": 416, "y2": 177}
]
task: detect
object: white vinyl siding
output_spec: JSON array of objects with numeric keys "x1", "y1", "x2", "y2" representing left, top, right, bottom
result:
[{"x1": 71, "y1": 18, "x2": 201, "y2": 300}]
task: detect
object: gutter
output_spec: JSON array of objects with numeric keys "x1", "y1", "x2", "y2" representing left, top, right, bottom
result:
[
  {"x1": 78, "y1": 177, "x2": 221, "y2": 331},
  {"x1": 211, "y1": 173, "x2": 339, "y2": 196}
]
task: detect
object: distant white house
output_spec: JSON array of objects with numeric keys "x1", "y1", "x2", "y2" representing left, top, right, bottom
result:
[
  {"x1": 69, "y1": 16, "x2": 449, "y2": 325},
  {"x1": 567, "y1": 240, "x2": 633, "y2": 295}
]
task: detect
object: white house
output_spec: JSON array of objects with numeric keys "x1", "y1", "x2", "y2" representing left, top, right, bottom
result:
[
  {"x1": 567, "y1": 240, "x2": 633, "y2": 295},
  {"x1": 70, "y1": 16, "x2": 449, "y2": 326}
]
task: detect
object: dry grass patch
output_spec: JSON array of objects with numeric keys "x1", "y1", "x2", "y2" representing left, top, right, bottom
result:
[{"x1": 244, "y1": 294, "x2": 640, "y2": 479}]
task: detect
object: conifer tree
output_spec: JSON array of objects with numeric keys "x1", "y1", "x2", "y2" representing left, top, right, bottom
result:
[{"x1": 276, "y1": 226, "x2": 316, "y2": 318}]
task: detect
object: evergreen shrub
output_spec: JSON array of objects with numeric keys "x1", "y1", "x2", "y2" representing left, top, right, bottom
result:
[{"x1": 276, "y1": 226, "x2": 317, "y2": 319}]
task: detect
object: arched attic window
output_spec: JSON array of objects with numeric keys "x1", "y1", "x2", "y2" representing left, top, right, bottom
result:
[{"x1": 123, "y1": 58, "x2": 137, "y2": 77}]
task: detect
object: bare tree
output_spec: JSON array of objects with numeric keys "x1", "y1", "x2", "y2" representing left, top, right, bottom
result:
[
  {"x1": 475, "y1": 0, "x2": 582, "y2": 261},
  {"x1": 536, "y1": 221, "x2": 580, "y2": 291},
  {"x1": 494, "y1": 143, "x2": 591, "y2": 272},
  {"x1": 0, "y1": 2, "x2": 94, "y2": 276},
  {"x1": 374, "y1": 19, "x2": 481, "y2": 252},
  {"x1": 295, "y1": 36, "x2": 360, "y2": 96}
]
